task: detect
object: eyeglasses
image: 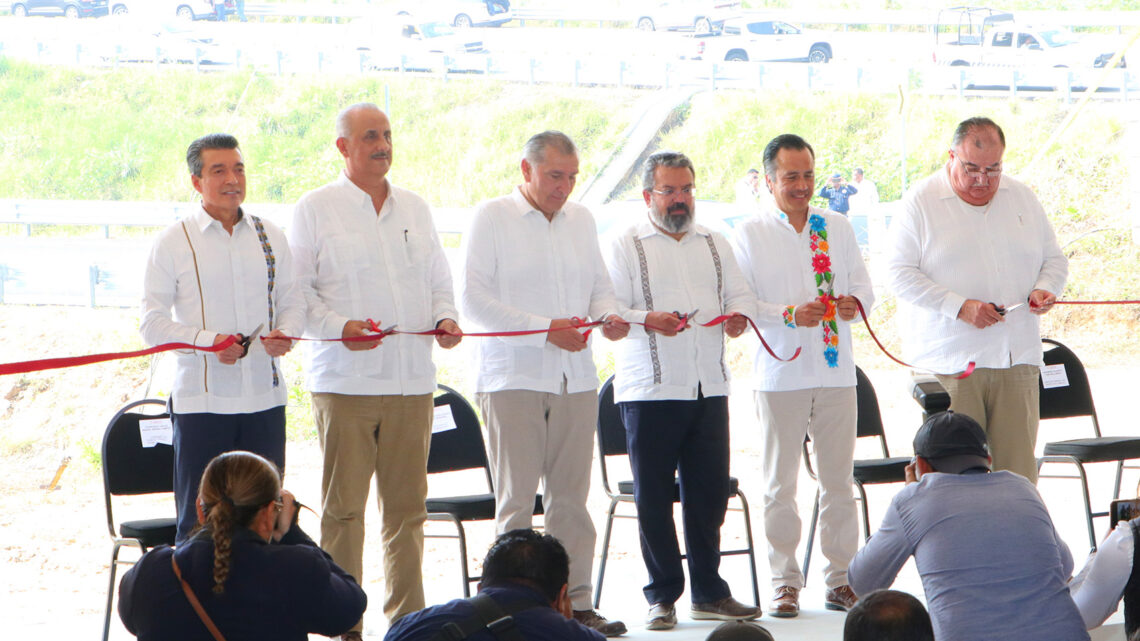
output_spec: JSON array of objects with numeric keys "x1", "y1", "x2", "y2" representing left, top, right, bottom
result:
[
  {"x1": 273, "y1": 496, "x2": 284, "y2": 514},
  {"x1": 954, "y1": 156, "x2": 1002, "y2": 180},
  {"x1": 650, "y1": 186, "x2": 696, "y2": 198}
]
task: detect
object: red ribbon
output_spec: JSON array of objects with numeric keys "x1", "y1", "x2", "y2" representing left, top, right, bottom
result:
[
  {"x1": 854, "y1": 299, "x2": 975, "y2": 379},
  {"x1": 366, "y1": 317, "x2": 603, "y2": 339},
  {"x1": 1050, "y1": 300, "x2": 1140, "y2": 305},
  {"x1": 697, "y1": 314, "x2": 802, "y2": 362},
  {"x1": 0, "y1": 335, "x2": 239, "y2": 377}
]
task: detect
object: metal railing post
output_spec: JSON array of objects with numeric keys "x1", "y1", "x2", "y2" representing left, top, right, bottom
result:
[{"x1": 88, "y1": 265, "x2": 100, "y2": 308}]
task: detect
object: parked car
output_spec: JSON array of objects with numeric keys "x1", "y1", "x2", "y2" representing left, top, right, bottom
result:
[
  {"x1": 107, "y1": 0, "x2": 231, "y2": 21},
  {"x1": 10, "y1": 0, "x2": 107, "y2": 18},
  {"x1": 397, "y1": 0, "x2": 512, "y2": 28},
  {"x1": 933, "y1": 6, "x2": 1125, "y2": 68},
  {"x1": 632, "y1": 0, "x2": 739, "y2": 33},
  {"x1": 688, "y1": 17, "x2": 834, "y2": 63},
  {"x1": 349, "y1": 17, "x2": 488, "y2": 72}
]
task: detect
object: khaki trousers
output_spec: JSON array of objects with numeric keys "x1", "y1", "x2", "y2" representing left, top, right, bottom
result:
[
  {"x1": 755, "y1": 387, "x2": 859, "y2": 590},
  {"x1": 935, "y1": 364, "x2": 1041, "y2": 482},
  {"x1": 477, "y1": 387, "x2": 598, "y2": 610},
  {"x1": 311, "y1": 392, "x2": 433, "y2": 627}
]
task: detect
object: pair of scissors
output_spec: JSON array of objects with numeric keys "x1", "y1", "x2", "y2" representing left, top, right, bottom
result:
[
  {"x1": 670, "y1": 308, "x2": 699, "y2": 332},
  {"x1": 236, "y1": 323, "x2": 264, "y2": 358},
  {"x1": 994, "y1": 302, "x2": 1026, "y2": 316}
]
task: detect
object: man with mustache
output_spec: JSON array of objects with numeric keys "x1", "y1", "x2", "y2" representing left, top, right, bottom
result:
[
  {"x1": 288, "y1": 103, "x2": 462, "y2": 639},
  {"x1": 886, "y1": 116, "x2": 1067, "y2": 483},
  {"x1": 140, "y1": 133, "x2": 305, "y2": 546},
  {"x1": 460, "y1": 130, "x2": 630, "y2": 637},
  {"x1": 730, "y1": 134, "x2": 873, "y2": 618},
  {"x1": 604, "y1": 150, "x2": 760, "y2": 630}
]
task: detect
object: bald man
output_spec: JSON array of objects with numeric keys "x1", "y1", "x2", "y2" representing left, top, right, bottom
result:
[
  {"x1": 289, "y1": 103, "x2": 462, "y2": 637},
  {"x1": 885, "y1": 116, "x2": 1067, "y2": 483}
]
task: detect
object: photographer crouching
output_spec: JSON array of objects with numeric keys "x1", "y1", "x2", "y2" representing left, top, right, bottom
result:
[{"x1": 118, "y1": 451, "x2": 366, "y2": 641}]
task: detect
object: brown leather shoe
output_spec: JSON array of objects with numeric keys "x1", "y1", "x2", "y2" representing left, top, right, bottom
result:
[
  {"x1": 690, "y1": 596, "x2": 761, "y2": 621},
  {"x1": 769, "y1": 585, "x2": 800, "y2": 618},
  {"x1": 825, "y1": 585, "x2": 858, "y2": 611},
  {"x1": 573, "y1": 609, "x2": 628, "y2": 637}
]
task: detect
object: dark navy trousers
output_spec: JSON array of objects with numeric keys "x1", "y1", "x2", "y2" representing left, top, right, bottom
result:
[
  {"x1": 171, "y1": 405, "x2": 286, "y2": 543},
  {"x1": 619, "y1": 392, "x2": 732, "y2": 606}
]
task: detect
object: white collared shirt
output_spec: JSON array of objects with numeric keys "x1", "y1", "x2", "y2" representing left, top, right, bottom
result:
[
  {"x1": 886, "y1": 168, "x2": 1068, "y2": 373},
  {"x1": 848, "y1": 178, "x2": 879, "y2": 214},
  {"x1": 606, "y1": 220, "x2": 756, "y2": 402},
  {"x1": 289, "y1": 173, "x2": 457, "y2": 396},
  {"x1": 732, "y1": 206, "x2": 875, "y2": 391},
  {"x1": 140, "y1": 206, "x2": 305, "y2": 414},
  {"x1": 460, "y1": 187, "x2": 620, "y2": 395}
]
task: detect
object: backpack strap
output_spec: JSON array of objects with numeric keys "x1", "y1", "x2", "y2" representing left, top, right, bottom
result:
[{"x1": 431, "y1": 592, "x2": 544, "y2": 641}]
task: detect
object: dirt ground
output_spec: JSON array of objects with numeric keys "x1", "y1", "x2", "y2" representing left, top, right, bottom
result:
[{"x1": 1, "y1": 303, "x2": 1137, "y2": 638}]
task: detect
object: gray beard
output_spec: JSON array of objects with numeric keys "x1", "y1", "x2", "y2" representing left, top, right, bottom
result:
[{"x1": 651, "y1": 208, "x2": 693, "y2": 234}]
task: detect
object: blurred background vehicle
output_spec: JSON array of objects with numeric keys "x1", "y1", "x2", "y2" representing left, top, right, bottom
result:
[
  {"x1": 10, "y1": 0, "x2": 107, "y2": 18},
  {"x1": 688, "y1": 16, "x2": 834, "y2": 63},
  {"x1": 631, "y1": 0, "x2": 740, "y2": 33},
  {"x1": 397, "y1": 0, "x2": 512, "y2": 28},
  {"x1": 106, "y1": 0, "x2": 231, "y2": 21},
  {"x1": 933, "y1": 6, "x2": 1125, "y2": 68}
]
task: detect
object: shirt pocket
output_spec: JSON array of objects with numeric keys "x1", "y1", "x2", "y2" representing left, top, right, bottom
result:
[{"x1": 323, "y1": 234, "x2": 371, "y2": 274}]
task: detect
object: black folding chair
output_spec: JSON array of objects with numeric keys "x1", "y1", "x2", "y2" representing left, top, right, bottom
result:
[
  {"x1": 593, "y1": 375, "x2": 759, "y2": 608},
  {"x1": 1037, "y1": 338, "x2": 1140, "y2": 552},
  {"x1": 101, "y1": 399, "x2": 177, "y2": 641},
  {"x1": 802, "y1": 366, "x2": 910, "y2": 580},
  {"x1": 426, "y1": 384, "x2": 543, "y2": 596}
]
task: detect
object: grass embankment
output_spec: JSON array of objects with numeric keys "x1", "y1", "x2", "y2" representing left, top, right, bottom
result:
[{"x1": 0, "y1": 58, "x2": 642, "y2": 206}]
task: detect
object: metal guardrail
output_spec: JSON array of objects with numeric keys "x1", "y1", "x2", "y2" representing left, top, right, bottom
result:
[{"x1": 0, "y1": 33, "x2": 1134, "y2": 99}]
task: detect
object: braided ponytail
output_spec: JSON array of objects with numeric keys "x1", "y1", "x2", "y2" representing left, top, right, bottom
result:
[{"x1": 197, "y1": 452, "x2": 281, "y2": 594}]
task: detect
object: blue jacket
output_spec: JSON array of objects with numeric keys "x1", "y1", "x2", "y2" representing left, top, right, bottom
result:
[
  {"x1": 385, "y1": 583, "x2": 604, "y2": 641},
  {"x1": 119, "y1": 525, "x2": 366, "y2": 641},
  {"x1": 819, "y1": 184, "x2": 858, "y2": 214}
]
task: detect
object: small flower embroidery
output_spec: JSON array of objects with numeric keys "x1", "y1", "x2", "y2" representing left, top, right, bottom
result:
[
  {"x1": 824, "y1": 346, "x2": 839, "y2": 367},
  {"x1": 822, "y1": 302, "x2": 837, "y2": 322},
  {"x1": 782, "y1": 305, "x2": 796, "y2": 328},
  {"x1": 807, "y1": 214, "x2": 840, "y2": 368}
]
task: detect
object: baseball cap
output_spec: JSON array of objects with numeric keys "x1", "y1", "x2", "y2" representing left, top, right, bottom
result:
[
  {"x1": 830, "y1": 172, "x2": 841, "y2": 180},
  {"x1": 913, "y1": 411, "x2": 991, "y2": 474}
]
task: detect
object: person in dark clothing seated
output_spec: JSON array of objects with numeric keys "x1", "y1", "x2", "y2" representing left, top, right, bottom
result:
[
  {"x1": 844, "y1": 589, "x2": 933, "y2": 641},
  {"x1": 118, "y1": 451, "x2": 366, "y2": 641},
  {"x1": 385, "y1": 529, "x2": 605, "y2": 641},
  {"x1": 705, "y1": 621, "x2": 775, "y2": 641}
]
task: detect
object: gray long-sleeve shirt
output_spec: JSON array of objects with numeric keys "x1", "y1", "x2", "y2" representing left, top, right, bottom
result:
[{"x1": 849, "y1": 470, "x2": 1089, "y2": 641}]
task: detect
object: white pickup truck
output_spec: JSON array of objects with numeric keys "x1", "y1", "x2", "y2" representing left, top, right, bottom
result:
[
  {"x1": 689, "y1": 17, "x2": 834, "y2": 63},
  {"x1": 933, "y1": 8, "x2": 1123, "y2": 68}
]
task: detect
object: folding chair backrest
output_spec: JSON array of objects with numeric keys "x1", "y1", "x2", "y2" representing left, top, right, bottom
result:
[
  {"x1": 102, "y1": 399, "x2": 173, "y2": 497},
  {"x1": 597, "y1": 376, "x2": 628, "y2": 457},
  {"x1": 429, "y1": 385, "x2": 491, "y2": 476},
  {"x1": 1040, "y1": 339, "x2": 1099, "y2": 433},
  {"x1": 855, "y1": 366, "x2": 888, "y2": 454}
]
